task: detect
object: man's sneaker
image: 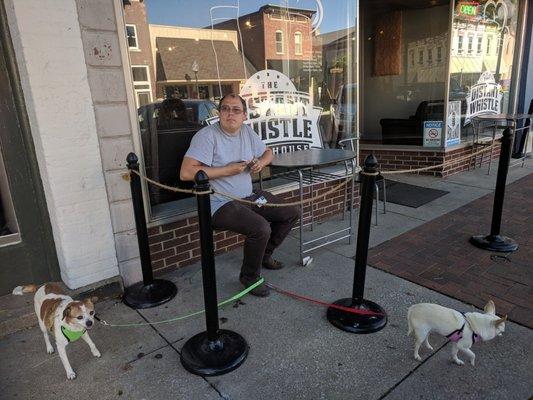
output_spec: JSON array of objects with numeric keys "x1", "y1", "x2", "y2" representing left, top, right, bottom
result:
[
  {"x1": 239, "y1": 275, "x2": 270, "y2": 297},
  {"x1": 262, "y1": 256, "x2": 284, "y2": 270}
]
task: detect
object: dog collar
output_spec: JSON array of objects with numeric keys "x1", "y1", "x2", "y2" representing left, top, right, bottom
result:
[{"x1": 61, "y1": 325, "x2": 86, "y2": 342}]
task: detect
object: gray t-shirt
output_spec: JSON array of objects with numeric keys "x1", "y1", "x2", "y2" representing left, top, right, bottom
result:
[{"x1": 185, "y1": 123, "x2": 267, "y2": 215}]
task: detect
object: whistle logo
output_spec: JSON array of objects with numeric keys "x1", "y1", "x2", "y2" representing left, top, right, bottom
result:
[
  {"x1": 240, "y1": 70, "x2": 323, "y2": 154},
  {"x1": 464, "y1": 71, "x2": 502, "y2": 126}
]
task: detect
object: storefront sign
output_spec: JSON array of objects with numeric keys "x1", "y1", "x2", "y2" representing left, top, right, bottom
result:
[
  {"x1": 446, "y1": 101, "x2": 461, "y2": 147},
  {"x1": 423, "y1": 121, "x2": 443, "y2": 147},
  {"x1": 458, "y1": 1, "x2": 479, "y2": 17},
  {"x1": 239, "y1": 70, "x2": 323, "y2": 154},
  {"x1": 464, "y1": 71, "x2": 502, "y2": 126}
]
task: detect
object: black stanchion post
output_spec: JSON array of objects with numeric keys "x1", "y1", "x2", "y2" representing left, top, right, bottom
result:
[
  {"x1": 180, "y1": 171, "x2": 248, "y2": 376},
  {"x1": 327, "y1": 154, "x2": 387, "y2": 334},
  {"x1": 470, "y1": 128, "x2": 518, "y2": 252},
  {"x1": 123, "y1": 153, "x2": 177, "y2": 309}
]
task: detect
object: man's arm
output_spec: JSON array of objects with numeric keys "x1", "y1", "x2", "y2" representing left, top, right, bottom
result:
[
  {"x1": 250, "y1": 147, "x2": 273, "y2": 174},
  {"x1": 180, "y1": 156, "x2": 247, "y2": 181}
]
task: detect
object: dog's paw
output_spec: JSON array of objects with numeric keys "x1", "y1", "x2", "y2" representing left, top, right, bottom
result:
[
  {"x1": 92, "y1": 348, "x2": 101, "y2": 358},
  {"x1": 453, "y1": 359, "x2": 465, "y2": 366},
  {"x1": 414, "y1": 355, "x2": 422, "y2": 361},
  {"x1": 470, "y1": 359, "x2": 475, "y2": 366},
  {"x1": 66, "y1": 371, "x2": 77, "y2": 380},
  {"x1": 46, "y1": 346, "x2": 55, "y2": 354}
]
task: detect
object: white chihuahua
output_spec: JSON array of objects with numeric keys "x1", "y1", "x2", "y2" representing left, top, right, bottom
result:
[
  {"x1": 407, "y1": 300, "x2": 506, "y2": 366},
  {"x1": 13, "y1": 283, "x2": 101, "y2": 380}
]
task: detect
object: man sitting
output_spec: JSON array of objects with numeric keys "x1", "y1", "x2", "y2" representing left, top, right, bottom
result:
[{"x1": 180, "y1": 94, "x2": 299, "y2": 297}]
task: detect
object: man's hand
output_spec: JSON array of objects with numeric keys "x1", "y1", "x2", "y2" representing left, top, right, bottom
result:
[
  {"x1": 249, "y1": 158, "x2": 264, "y2": 174},
  {"x1": 225, "y1": 161, "x2": 248, "y2": 176}
]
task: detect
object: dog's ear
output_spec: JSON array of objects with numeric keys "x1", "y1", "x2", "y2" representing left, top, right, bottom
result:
[
  {"x1": 62, "y1": 305, "x2": 71, "y2": 320},
  {"x1": 493, "y1": 315, "x2": 507, "y2": 326},
  {"x1": 484, "y1": 300, "x2": 496, "y2": 315}
]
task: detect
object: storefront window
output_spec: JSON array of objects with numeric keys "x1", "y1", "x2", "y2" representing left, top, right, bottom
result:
[
  {"x1": 124, "y1": 0, "x2": 358, "y2": 219},
  {"x1": 446, "y1": 0, "x2": 519, "y2": 147},
  {"x1": 0, "y1": 150, "x2": 19, "y2": 245},
  {"x1": 360, "y1": 0, "x2": 450, "y2": 147}
]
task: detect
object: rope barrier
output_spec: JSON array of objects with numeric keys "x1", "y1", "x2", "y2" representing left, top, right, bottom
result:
[
  {"x1": 127, "y1": 143, "x2": 495, "y2": 208},
  {"x1": 129, "y1": 169, "x2": 351, "y2": 208},
  {"x1": 212, "y1": 178, "x2": 351, "y2": 207},
  {"x1": 128, "y1": 170, "x2": 212, "y2": 195},
  {"x1": 96, "y1": 278, "x2": 264, "y2": 328}
]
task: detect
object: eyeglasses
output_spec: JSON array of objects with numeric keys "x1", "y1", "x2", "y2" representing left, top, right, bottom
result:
[{"x1": 220, "y1": 105, "x2": 244, "y2": 114}]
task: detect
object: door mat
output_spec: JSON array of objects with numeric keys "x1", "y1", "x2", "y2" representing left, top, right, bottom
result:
[{"x1": 378, "y1": 180, "x2": 449, "y2": 208}]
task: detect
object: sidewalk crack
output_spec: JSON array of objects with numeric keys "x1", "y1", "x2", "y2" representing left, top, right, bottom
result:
[{"x1": 377, "y1": 340, "x2": 449, "y2": 400}]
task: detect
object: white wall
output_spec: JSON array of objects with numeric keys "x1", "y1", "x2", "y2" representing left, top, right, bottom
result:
[{"x1": 5, "y1": 0, "x2": 122, "y2": 288}]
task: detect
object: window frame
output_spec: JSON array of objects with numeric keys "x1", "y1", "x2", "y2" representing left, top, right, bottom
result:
[
  {"x1": 294, "y1": 31, "x2": 303, "y2": 55},
  {"x1": 275, "y1": 30, "x2": 284, "y2": 54},
  {"x1": 476, "y1": 36, "x2": 482, "y2": 54},
  {"x1": 125, "y1": 24, "x2": 139, "y2": 50},
  {"x1": 131, "y1": 65, "x2": 152, "y2": 108}
]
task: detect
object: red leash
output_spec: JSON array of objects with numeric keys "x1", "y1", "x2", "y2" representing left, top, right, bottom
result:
[{"x1": 266, "y1": 283, "x2": 384, "y2": 316}]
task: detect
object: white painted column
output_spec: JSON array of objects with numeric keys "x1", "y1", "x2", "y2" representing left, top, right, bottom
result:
[{"x1": 5, "y1": 0, "x2": 119, "y2": 288}]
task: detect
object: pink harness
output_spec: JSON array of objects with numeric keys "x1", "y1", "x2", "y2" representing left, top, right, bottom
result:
[{"x1": 446, "y1": 314, "x2": 480, "y2": 344}]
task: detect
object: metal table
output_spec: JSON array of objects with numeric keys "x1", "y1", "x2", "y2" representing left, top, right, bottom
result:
[
  {"x1": 270, "y1": 148, "x2": 357, "y2": 265},
  {"x1": 471, "y1": 113, "x2": 532, "y2": 174}
]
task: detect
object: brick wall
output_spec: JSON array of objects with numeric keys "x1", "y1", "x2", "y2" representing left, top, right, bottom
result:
[
  {"x1": 263, "y1": 13, "x2": 313, "y2": 61},
  {"x1": 361, "y1": 141, "x2": 502, "y2": 177},
  {"x1": 148, "y1": 180, "x2": 359, "y2": 275}
]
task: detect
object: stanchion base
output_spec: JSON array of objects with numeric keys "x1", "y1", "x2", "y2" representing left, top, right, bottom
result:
[
  {"x1": 123, "y1": 279, "x2": 177, "y2": 309},
  {"x1": 470, "y1": 234, "x2": 518, "y2": 253},
  {"x1": 327, "y1": 298, "x2": 387, "y2": 334},
  {"x1": 180, "y1": 329, "x2": 248, "y2": 376}
]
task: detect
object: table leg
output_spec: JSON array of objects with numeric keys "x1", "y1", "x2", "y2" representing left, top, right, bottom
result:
[
  {"x1": 298, "y1": 170, "x2": 304, "y2": 266},
  {"x1": 487, "y1": 124, "x2": 497, "y2": 175},
  {"x1": 349, "y1": 169, "x2": 355, "y2": 244}
]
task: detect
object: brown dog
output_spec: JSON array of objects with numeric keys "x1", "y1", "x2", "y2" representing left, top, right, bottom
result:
[{"x1": 13, "y1": 283, "x2": 100, "y2": 380}]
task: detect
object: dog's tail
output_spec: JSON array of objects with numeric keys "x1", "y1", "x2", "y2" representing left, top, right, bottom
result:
[{"x1": 12, "y1": 284, "x2": 38, "y2": 296}]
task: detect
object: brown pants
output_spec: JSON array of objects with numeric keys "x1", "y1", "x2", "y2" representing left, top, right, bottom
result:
[{"x1": 212, "y1": 189, "x2": 299, "y2": 280}]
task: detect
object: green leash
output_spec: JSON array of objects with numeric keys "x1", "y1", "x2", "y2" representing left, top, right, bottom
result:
[{"x1": 98, "y1": 278, "x2": 264, "y2": 328}]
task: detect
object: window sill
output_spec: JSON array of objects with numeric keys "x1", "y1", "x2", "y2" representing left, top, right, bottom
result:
[{"x1": 0, "y1": 232, "x2": 21, "y2": 248}]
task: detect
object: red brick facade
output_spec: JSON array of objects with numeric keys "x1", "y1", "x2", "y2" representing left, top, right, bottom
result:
[
  {"x1": 263, "y1": 12, "x2": 314, "y2": 61},
  {"x1": 361, "y1": 141, "x2": 502, "y2": 177},
  {"x1": 123, "y1": 0, "x2": 156, "y2": 100},
  {"x1": 212, "y1": 5, "x2": 315, "y2": 72},
  {"x1": 148, "y1": 180, "x2": 359, "y2": 275}
]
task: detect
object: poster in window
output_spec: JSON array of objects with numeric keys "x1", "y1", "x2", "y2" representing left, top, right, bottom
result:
[
  {"x1": 446, "y1": 101, "x2": 461, "y2": 147},
  {"x1": 373, "y1": 11, "x2": 402, "y2": 76},
  {"x1": 423, "y1": 121, "x2": 442, "y2": 147}
]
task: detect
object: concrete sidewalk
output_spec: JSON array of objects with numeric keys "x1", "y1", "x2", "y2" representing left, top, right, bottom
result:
[{"x1": 1, "y1": 162, "x2": 532, "y2": 400}]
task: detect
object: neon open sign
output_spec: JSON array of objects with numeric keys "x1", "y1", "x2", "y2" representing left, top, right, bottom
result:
[{"x1": 458, "y1": 2, "x2": 478, "y2": 16}]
